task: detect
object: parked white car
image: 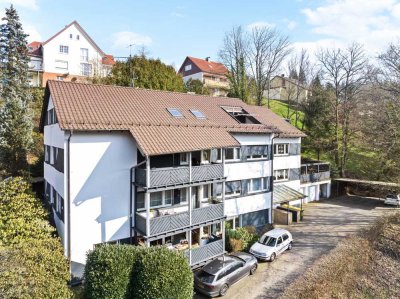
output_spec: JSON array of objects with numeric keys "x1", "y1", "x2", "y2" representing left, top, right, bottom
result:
[
  {"x1": 249, "y1": 228, "x2": 293, "y2": 262},
  {"x1": 384, "y1": 194, "x2": 400, "y2": 207}
]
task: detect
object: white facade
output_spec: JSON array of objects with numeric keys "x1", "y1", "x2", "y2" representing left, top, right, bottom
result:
[
  {"x1": 42, "y1": 23, "x2": 106, "y2": 77},
  {"x1": 182, "y1": 72, "x2": 203, "y2": 83}
]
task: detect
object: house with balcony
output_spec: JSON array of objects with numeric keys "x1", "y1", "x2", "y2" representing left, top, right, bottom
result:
[
  {"x1": 27, "y1": 21, "x2": 115, "y2": 87},
  {"x1": 40, "y1": 80, "x2": 307, "y2": 276},
  {"x1": 178, "y1": 56, "x2": 230, "y2": 97}
]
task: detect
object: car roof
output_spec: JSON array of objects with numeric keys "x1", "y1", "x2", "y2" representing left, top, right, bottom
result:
[
  {"x1": 263, "y1": 228, "x2": 290, "y2": 238},
  {"x1": 202, "y1": 256, "x2": 237, "y2": 275}
]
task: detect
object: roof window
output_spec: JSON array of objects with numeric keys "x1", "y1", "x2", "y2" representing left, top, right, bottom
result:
[
  {"x1": 167, "y1": 108, "x2": 184, "y2": 118},
  {"x1": 190, "y1": 109, "x2": 206, "y2": 119},
  {"x1": 221, "y1": 106, "x2": 261, "y2": 124}
]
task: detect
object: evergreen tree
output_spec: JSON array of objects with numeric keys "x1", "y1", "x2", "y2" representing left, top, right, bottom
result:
[
  {"x1": 0, "y1": 5, "x2": 32, "y2": 177},
  {"x1": 185, "y1": 78, "x2": 210, "y2": 95}
]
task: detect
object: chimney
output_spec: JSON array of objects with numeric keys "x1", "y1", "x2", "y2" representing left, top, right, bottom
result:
[{"x1": 205, "y1": 56, "x2": 210, "y2": 61}]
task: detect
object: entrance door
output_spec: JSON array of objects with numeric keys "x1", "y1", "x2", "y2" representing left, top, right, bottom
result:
[{"x1": 309, "y1": 186, "x2": 316, "y2": 201}]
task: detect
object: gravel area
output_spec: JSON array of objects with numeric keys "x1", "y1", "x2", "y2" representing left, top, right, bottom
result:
[{"x1": 194, "y1": 195, "x2": 397, "y2": 299}]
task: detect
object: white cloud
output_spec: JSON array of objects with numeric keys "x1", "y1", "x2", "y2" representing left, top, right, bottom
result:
[
  {"x1": 111, "y1": 31, "x2": 152, "y2": 49},
  {"x1": 171, "y1": 12, "x2": 184, "y2": 18},
  {"x1": 0, "y1": 0, "x2": 38, "y2": 10},
  {"x1": 24, "y1": 24, "x2": 41, "y2": 42},
  {"x1": 287, "y1": 20, "x2": 297, "y2": 30},
  {"x1": 247, "y1": 21, "x2": 275, "y2": 31},
  {"x1": 301, "y1": 0, "x2": 400, "y2": 53}
]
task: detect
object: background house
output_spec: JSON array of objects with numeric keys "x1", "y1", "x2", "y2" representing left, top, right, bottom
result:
[
  {"x1": 267, "y1": 75, "x2": 310, "y2": 102},
  {"x1": 27, "y1": 21, "x2": 115, "y2": 87},
  {"x1": 178, "y1": 56, "x2": 230, "y2": 97}
]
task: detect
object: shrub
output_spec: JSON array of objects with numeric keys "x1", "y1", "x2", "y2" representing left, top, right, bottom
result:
[
  {"x1": 229, "y1": 238, "x2": 243, "y2": 252},
  {"x1": 226, "y1": 227, "x2": 258, "y2": 252},
  {"x1": 128, "y1": 246, "x2": 193, "y2": 299},
  {"x1": 84, "y1": 244, "x2": 143, "y2": 299}
]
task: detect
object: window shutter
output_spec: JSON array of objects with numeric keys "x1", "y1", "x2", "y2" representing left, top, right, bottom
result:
[
  {"x1": 241, "y1": 179, "x2": 248, "y2": 196},
  {"x1": 240, "y1": 146, "x2": 248, "y2": 161},
  {"x1": 210, "y1": 148, "x2": 218, "y2": 163}
]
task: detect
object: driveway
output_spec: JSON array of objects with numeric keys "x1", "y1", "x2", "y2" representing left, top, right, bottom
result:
[{"x1": 194, "y1": 195, "x2": 397, "y2": 299}]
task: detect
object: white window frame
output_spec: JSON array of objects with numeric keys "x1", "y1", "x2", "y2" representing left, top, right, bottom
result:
[
  {"x1": 274, "y1": 169, "x2": 289, "y2": 181},
  {"x1": 225, "y1": 147, "x2": 241, "y2": 161},
  {"x1": 59, "y1": 45, "x2": 69, "y2": 54},
  {"x1": 274, "y1": 143, "x2": 289, "y2": 156},
  {"x1": 55, "y1": 60, "x2": 68, "y2": 70},
  {"x1": 225, "y1": 180, "x2": 241, "y2": 198},
  {"x1": 139, "y1": 190, "x2": 174, "y2": 211},
  {"x1": 201, "y1": 184, "x2": 211, "y2": 203},
  {"x1": 185, "y1": 64, "x2": 192, "y2": 71},
  {"x1": 248, "y1": 177, "x2": 269, "y2": 193},
  {"x1": 80, "y1": 63, "x2": 92, "y2": 76},
  {"x1": 247, "y1": 145, "x2": 268, "y2": 160},
  {"x1": 80, "y1": 48, "x2": 89, "y2": 62},
  {"x1": 201, "y1": 150, "x2": 211, "y2": 164},
  {"x1": 180, "y1": 153, "x2": 189, "y2": 165}
]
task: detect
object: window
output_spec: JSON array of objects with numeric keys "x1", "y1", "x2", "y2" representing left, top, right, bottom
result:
[
  {"x1": 217, "y1": 148, "x2": 222, "y2": 161},
  {"x1": 214, "y1": 182, "x2": 223, "y2": 198},
  {"x1": 150, "y1": 192, "x2": 163, "y2": 207},
  {"x1": 77, "y1": 34, "x2": 80, "y2": 40},
  {"x1": 173, "y1": 188, "x2": 188, "y2": 205},
  {"x1": 225, "y1": 181, "x2": 241, "y2": 197},
  {"x1": 165, "y1": 190, "x2": 173, "y2": 205},
  {"x1": 167, "y1": 108, "x2": 184, "y2": 118},
  {"x1": 59, "y1": 45, "x2": 69, "y2": 54},
  {"x1": 226, "y1": 147, "x2": 241, "y2": 161},
  {"x1": 56, "y1": 76, "x2": 64, "y2": 81},
  {"x1": 55, "y1": 60, "x2": 68, "y2": 70},
  {"x1": 44, "y1": 145, "x2": 50, "y2": 163},
  {"x1": 249, "y1": 178, "x2": 262, "y2": 193},
  {"x1": 282, "y1": 234, "x2": 289, "y2": 241},
  {"x1": 80, "y1": 63, "x2": 92, "y2": 76},
  {"x1": 274, "y1": 169, "x2": 289, "y2": 181},
  {"x1": 80, "y1": 48, "x2": 88, "y2": 62},
  {"x1": 180, "y1": 153, "x2": 188, "y2": 165},
  {"x1": 202, "y1": 184, "x2": 210, "y2": 201},
  {"x1": 136, "y1": 192, "x2": 145, "y2": 210},
  {"x1": 277, "y1": 237, "x2": 283, "y2": 245},
  {"x1": 69, "y1": 34, "x2": 72, "y2": 39},
  {"x1": 202, "y1": 150, "x2": 210, "y2": 164},
  {"x1": 185, "y1": 64, "x2": 192, "y2": 71},
  {"x1": 190, "y1": 109, "x2": 206, "y2": 119},
  {"x1": 274, "y1": 144, "x2": 289, "y2": 156},
  {"x1": 55, "y1": 147, "x2": 64, "y2": 173},
  {"x1": 246, "y1": 145, "x2": 269, "y2": 160},
  {"x1": 221, "y1": 106, "x2": 261, "y2": 124},
  {"x1": 55, "y1": 193, "x2": 64, "y2": 221},
  {"x1": 217, "y1": 270, "x2": 227, "y2": 281}
]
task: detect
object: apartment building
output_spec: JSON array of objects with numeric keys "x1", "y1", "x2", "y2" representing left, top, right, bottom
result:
[
  {"x1": 268, "y1": 75, "x2": 310, "y2": 102},
  {"x1": 27, "y1": 21, "x2": 115, "y2": 87},
  {"x1": 178, "y1": 56, "x2": 230, "y2": 97},
  {"x1": 40, "y1": 80, "x2": 319, "y2": 275}
]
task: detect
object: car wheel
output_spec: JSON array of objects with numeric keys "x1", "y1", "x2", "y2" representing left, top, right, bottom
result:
[
  {"x1": 287, "y1": 242, "x2": 293, "y2": 250},
  {"x1": 269, "y1": 253, "x2": 276, "y2": 262},
  {"x1": 219, "y1": 284, "x2": 229, "y2": 297},
  {"x1": 250, "y1": 264, "x2": 257, "y2": 275}
]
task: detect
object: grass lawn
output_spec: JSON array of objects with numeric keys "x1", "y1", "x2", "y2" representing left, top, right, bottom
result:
[{"x1": 264, "y1": 99, "x2": 304, "y2": 130}]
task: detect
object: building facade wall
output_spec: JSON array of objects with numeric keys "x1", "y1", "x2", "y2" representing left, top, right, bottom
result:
[{"x1": 69, "y1": 131, "x2": 137, "y2": 265}]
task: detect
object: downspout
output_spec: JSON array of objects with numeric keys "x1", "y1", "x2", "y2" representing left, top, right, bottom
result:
[
  {"x1": 270, "y1": 134, "x2": 275, "y2": 225},
  {"x1": 67, "y1": 130, "x2": 73, "y2": 272},
  {"x1": 129, "y1": 166, "x2": 134, "y2": 244}
]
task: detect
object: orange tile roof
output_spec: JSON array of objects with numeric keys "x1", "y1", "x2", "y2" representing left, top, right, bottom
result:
[
  {"x1": 42, "y1": 81, "x2": 305, "y2": 155},
  {"x1": 187, "y1": 56, "x2": 228, "y2": 75},
  {"x1": 102, "y1": 54, "x2": 115, "y2": 66},
  {"x1": 28, "y1": 41, "x2": 42, "y2": 57}
]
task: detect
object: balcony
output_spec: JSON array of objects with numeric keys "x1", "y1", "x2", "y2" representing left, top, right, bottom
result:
[
  {"x1": 28, "y1": 61, "x2": 43, "y2": 71},
  {"x1": 135, "y1": 203, "x2": 224, "y2": 237},
  {"x1": 135, "y1": 164, "x2": 224, "y2": 189},
  {"x1": 203, "y1": 78, "x2": 230, "y2": 89},
  {"x1": 300, "y1": 161, "x2": 330, "y2": 183},
  {"x1": 185, "y1": 239, "x2": 224, "y2": 266}
]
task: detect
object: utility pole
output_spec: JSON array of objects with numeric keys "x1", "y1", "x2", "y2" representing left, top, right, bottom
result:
[{"x1": 128, "y1": 44, "x2": 137, "y2": 87}]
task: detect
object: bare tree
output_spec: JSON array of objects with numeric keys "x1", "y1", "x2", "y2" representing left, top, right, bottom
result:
[
  {"x1": 317, "y1": 43, "x2": 369, "y2": 176},
  {"x1": 247, "y1": 27, "x2": 291, "y2": 106},
  {"x1": 219, "y1": 26, "x2": 249, "y2": 102}
]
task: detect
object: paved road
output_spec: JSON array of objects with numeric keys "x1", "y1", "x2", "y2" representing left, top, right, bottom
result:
[{"x1": 194, "y1": 196, "x2": 397, "y2": 299}]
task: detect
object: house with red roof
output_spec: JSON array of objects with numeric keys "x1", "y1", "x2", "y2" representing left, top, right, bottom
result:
[
  {"x1": 27, "y1": 21, "x2": 115, "y2": 87},
  {"x1": 178, "y1": 56, "x2": 230, "y2": 97}
]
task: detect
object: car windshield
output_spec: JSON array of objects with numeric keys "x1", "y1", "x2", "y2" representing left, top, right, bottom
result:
[
  {"x1": 387, "y1": 194, "x2": 398, "y2": 199},
  {"x1": 259, "y1": 236, "x2": 277, "y2": 247},
  {"x1": 197, "y1": 270, "x2": 215, "y2": 283}
]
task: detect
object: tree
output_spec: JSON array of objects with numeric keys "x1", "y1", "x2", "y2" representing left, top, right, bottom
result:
[
  {"x1": 100, "y1": 54, "x2": 185, "y2": 92},
  {"x1": 0, "y1": 5, "x2": 32, "y2": 178},
  {"x1": 0, "y1": 177, "x2": 71, "y2": 298},
  {"x1": 247, "y1": 27, "x2": 291, "y2": 107},
  {"x1": 185, "y1": 78, "x2": 210, "y2": 95},
  {"x1": 317, "y1": 43, "x2": 369, "y2": 176},
  {"x1": 219, "y1": 26, "x2": 250, "y2": 102}
]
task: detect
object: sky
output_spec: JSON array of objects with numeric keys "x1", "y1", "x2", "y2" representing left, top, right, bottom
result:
[{"x1": 3, "y1": 0, "x2": 400, "y2": 69}]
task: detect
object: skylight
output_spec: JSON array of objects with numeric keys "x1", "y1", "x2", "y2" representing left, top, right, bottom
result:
[
  {"x1": 190, "y1": 109, "x2": 206, "y2": 119},
  {"x1": 167, "y1": 108, "x2": 184, "y2": 118},
  {"x1": 221, "y1": 106, "x2": 261, "y2": 124}
]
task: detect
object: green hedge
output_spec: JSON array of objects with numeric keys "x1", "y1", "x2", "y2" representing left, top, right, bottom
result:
[
  {"x1": 226, "y1": 226, "x2": 259, "y2": 252},
  {"x1": 84, "y1": 244, "x2": 142, "y2": 299},
  {"x1": 128, "y1": 246, "x2": 193, "y2": 299}
]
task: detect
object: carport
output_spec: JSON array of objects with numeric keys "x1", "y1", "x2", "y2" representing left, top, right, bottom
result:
[{"x1": 273, "y1": 185, "x2": 307, "y2": 225}]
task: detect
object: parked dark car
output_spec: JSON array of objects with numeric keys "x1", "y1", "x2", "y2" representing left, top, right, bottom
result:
[{"x1": 194, "y1": 252, "x2": 257, "y2": 297}]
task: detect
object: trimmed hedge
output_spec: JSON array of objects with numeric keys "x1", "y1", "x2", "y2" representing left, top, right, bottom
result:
[
  {"x1": 84, "y1": 244, "x2": 142, "y2": 299},
  {"x1": 128, "y1": 246, "x2": 193, "y2": 299}
]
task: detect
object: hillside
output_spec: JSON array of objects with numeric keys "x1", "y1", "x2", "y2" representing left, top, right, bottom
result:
[{"x1": 265, "y1": 99, "x2": 304, "y2": 130}]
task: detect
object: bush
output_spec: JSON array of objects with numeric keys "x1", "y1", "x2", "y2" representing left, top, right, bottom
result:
[
  {"x1": 128, "y1": 246, "x2": 193, "y2": 299},
  {"x1": 226, "y1": 227, "x2": 258, "y2": 252},
  {"x1": 84, "y1": 244, "x2": 143, "y2": 299}
]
